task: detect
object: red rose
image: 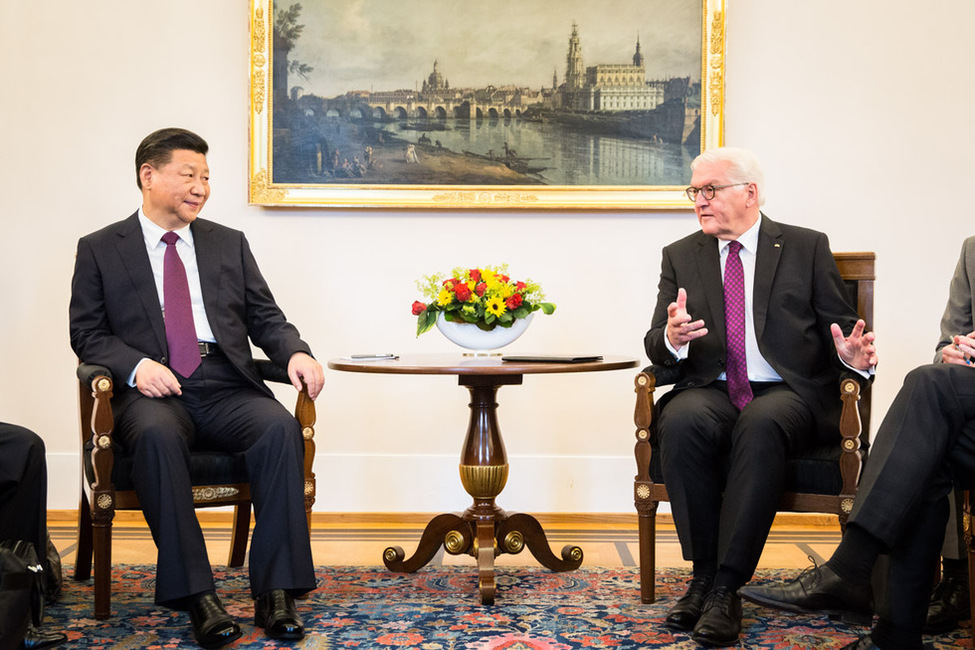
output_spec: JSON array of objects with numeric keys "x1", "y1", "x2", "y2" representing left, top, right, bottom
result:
[
  {"x1": 516, "y1": 281, "x2": 526, "y2": 291},
  {"x1": 469, "y1": 269, "x2": 481, "y2": 282},
  {"x1": 454, "y1": 283, "x2": 472, "y2": 302},
  {"x1": 475, "y1": 282, "x2": 487, "y2": 296},
  {"x1": 412, "y1": 301, "x2": 427, "y2": 315},
  {"x1": 499, "y1": 274, "x2": 510, "y2": 283},
  {"x1": 506, "y1": 293, "x2": 523, "y2": 309}
]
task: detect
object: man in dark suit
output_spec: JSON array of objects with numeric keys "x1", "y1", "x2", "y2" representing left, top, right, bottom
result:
[
  {"x1": 646, "y1": 147, "x2": 877, "y2": 646},
  {"x1": 739, "y1": 237, "x2": 975, "y2": 650},
  {"x1": 69, "y1": 128, "x2": 324, "y2": 648}
]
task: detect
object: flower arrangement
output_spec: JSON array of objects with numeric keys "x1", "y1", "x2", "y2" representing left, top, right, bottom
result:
[{"x1": 412, "y1": 265, "x2": 556, "y2": 336}]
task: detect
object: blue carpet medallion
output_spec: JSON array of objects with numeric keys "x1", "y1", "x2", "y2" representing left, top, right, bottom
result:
[{"x1": 45, "y1": 565, "x2": 970, "y2": 648}]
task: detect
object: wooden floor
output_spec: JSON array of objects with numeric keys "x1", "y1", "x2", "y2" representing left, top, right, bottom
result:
[{"x1": 49, "y1": 511, "x2": 840, "y2": 571}]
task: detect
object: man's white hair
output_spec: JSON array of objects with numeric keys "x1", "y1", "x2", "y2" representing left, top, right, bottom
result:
[{"x1": 690, "y1": 147, "x2": 766, "y2": 207}]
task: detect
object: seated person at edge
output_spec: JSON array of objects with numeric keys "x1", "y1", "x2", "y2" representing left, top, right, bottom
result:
[
  {"x1": 645, "y1": 147, "x2": 877, "y2": 647},
  {"x1": 0, "y1": 423, "x2": 67, "y2": 649},
  {"x1": 739, "y1": 236, "x2": 975, "y2": 650},
  {"x1": 922, "y1": 237, "x2": 975, "y2": 635},
  {"x1": 69, "y1": 127, "x2": 324, "y2": 648}
]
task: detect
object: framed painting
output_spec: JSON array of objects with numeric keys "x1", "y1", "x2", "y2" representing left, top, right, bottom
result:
[{"x1": 249, "y1": 0, "x2": 726, "y2": 210}]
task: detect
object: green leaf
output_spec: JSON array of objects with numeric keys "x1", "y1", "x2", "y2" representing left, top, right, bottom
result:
[
  {"x1": 416, "y1": 310, "x2": 437, "y2": 336},
  {"x1": 539, "y1": 302, "x2": 556, "y2": 315}
]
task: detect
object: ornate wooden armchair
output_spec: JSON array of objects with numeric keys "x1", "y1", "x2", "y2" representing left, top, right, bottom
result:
[
  {"x1": 73, "y1": 360, "x2": 317, "y2": 619},
  {"x1": 632, "y1": 252, "x2": 875, "y2": 604},
  {"x1": 962, "y1": 492, "x2": 975, "y2": 639}
]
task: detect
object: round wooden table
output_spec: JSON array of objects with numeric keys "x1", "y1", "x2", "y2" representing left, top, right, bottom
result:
[{"x1": 327, "y1": 353, "x2": 638, "y2": 604}]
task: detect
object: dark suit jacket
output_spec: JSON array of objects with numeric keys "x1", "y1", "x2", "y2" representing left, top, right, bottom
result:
[
  {"x1": 69, "y1": 212, "x2": 312, "y2": 405},
  {"x1": 644, "y1": 214, "x2": 860, "y2": 437}
]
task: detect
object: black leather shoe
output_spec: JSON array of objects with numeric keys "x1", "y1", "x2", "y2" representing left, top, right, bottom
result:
[
  {"x1": 691, "y1": 586, "x2": 742, "y2": 647},
  {"x1": 665, "y1": 575, "x2": 713, "y2": 631},
  {"x1": 839, "y1": 636, "x2": 879, "y2": 650},
  {"x1": 255, "y1": 589, "x2": 304, "y2": 641},
  {"x1": 22, "y1": 625, "x2": 67, "y2": 649},
  {"x1": 188, "y1": 592, "x2": 242, "y2": 649},
  {"x1": 924, "y1": 575, "x2": 970, "y2": 633},
  {"x1": 738, "y1": 563, "x2": 873, "y2": 626}
]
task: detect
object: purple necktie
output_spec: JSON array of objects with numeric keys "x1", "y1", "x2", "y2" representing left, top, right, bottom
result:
[
  {"x1": 724, "y1": 240, "x2": 753, "y2": 410},
  {"x1": 162, "y1": 231, "x2": 200, "y2": 378}
]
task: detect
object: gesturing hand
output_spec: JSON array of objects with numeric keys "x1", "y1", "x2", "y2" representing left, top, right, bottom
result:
[
  {"x1": 666, "y1": 288, "x2": 708, "y2": 350},
  {"x1": 830, "y1": 319, "x2": 878, "y2": 371}
]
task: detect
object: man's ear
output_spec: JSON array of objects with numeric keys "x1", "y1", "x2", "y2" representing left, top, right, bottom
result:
[
  {"x1": 139, "y1": 163, "x2": 154, "y2": 189},
  {"x1": 745, "y1": 182, "x2": 758, "y2": 207}
]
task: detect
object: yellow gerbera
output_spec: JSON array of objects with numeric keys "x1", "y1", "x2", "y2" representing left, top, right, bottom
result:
[
  {"x1": 436, "y1": 288, "x2": 453, "y2": 307},
  {"x1": 486, "y1": 297, "x2": 507, "y2": 317}
]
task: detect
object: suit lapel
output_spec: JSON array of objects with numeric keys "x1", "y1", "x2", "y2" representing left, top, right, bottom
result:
[
  {"x1": 191, "y1": 219, "x2": 222, "y2": 340},
  {"x1": 114, "y1": 213, "x2": 168, "y2": 353},
  {"x1": 695, "y1": 233, "x2": 726, "y2": 341},
  {"x1": 752, "y1": 214, "x2": 783, "y2": 341}
]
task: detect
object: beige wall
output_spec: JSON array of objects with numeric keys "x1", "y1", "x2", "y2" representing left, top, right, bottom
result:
[{"x1": 1, "y1": 2, "x2": 971, "y2": 511}]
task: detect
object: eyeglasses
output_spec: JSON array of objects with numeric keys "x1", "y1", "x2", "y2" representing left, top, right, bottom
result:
[{"x1": 685, "y1": 182, "x2": 750, "y2": 202}]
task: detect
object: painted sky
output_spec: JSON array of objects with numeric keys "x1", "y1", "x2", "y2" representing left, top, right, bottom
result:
[{"x1": 283, "y1": 0, "x2": 702, "y2": 97}]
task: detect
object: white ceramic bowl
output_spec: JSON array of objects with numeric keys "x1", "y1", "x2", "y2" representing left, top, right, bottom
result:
[{"x1": 436, "y1": 312, "x2": 533, "y2": 351}]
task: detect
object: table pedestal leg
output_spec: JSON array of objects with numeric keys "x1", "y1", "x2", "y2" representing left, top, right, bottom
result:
[{"x1": 383, "y1": 375, "x2": 583, "y2": 604}]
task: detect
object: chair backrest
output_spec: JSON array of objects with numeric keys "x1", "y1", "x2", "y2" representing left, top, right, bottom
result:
[{"x1": 832, "y1": 252, "x2": 875, "y2": 435}]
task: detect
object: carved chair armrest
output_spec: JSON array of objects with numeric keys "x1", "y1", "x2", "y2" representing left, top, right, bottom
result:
[
  {"x1": 76, "y1": 363, "x2": 116, "y2": 508},
  {"x1": 633, "y1": 364, "x2": 682, "y2": 483},
  {"x1": 836, "y1": 374, "x2": 865, "y2": 499},
  {"x1": 77, "y1": 362, "x2": 112, "y2": 387}
]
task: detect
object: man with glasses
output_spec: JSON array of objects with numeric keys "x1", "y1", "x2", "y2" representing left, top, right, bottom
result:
[{"x1": 645, "y1": 147, "x2": 877, "y2": 646}]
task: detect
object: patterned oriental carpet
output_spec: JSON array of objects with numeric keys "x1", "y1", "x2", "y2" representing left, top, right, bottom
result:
[{"x1": 46, "y1": 565, "x2": 969, "y2": 649}]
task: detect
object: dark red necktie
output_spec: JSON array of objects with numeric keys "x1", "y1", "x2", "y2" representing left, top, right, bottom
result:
[
  {"x1": 724, "y1": 240, "x2": 752, "y2": 410},
  {"x1": 162, "y1": 231, "x2": 200, "y2": 378}
]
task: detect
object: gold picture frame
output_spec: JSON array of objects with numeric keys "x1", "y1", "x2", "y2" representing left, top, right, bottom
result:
[{"x1": 249, "y1": 0, "x2": 726, "y2": 210}]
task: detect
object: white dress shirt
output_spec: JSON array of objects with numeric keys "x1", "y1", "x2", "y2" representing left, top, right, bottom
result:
[{"x1": 128, "y1": 209, "x2": 216, "y2": 385}]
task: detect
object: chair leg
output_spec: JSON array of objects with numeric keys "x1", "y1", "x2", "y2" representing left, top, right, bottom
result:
[
  {"x1": 637, "y1": 503, "x2": 659, "y2": 604},
  {"x1": 74, "y1": 493, "x2": 93, "y2": 581},
  {"x1": 93, "y1": 520, "x2": 112, "y2": 620},
  {"x1": 228, "y1": 502, "x2": 251, "y2": 567}
]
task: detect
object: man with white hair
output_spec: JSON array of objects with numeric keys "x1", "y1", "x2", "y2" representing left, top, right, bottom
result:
[{"x1": 645, "y1": 147, "x2": 877, "y2": 646}]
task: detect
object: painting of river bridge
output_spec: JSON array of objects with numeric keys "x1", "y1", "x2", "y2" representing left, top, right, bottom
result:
[{"x1": 249, "y1": 0, "x2": 727, "y2": 209}]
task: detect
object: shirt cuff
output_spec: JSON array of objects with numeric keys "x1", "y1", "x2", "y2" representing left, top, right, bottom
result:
[
  {"x1": 664, "y1": 336, "x2": 688, "y2": 361},
  {"x1": 127, "y1": 358, "x2": 150, "y2": 387},
  {"x1": 839, "y1": 354, "x2": 874, "y2": 379}
]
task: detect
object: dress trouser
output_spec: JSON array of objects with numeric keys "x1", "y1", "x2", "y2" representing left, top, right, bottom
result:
[
  {"x1": 940, "y1": 488, "x2": 966, "y2": 560},
  {"x1": 847, "y1": 363, "x2": 975, "y2": 643},
  {"x1": 658, "y1": 382, "x2": 817, "y2": 583},
  {"x1": 113, "y1": 355, "x2": 316, "y2": 607},
  {"x1": 0, "y1": 423, "x2": 47, "y2": 558}
]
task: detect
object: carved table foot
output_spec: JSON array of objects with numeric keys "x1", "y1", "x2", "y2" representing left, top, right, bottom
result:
[
  {"x1": 497, "y1": 512, "x2": 583, "y2": 572},
  {"x1": 383, "y1": 512, "x2": 470, "y2": 573}
]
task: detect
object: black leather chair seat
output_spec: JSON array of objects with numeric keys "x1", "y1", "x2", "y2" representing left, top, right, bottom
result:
[{"x1": 83, "y1": 441, "x2": 249, "y2": 492}]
